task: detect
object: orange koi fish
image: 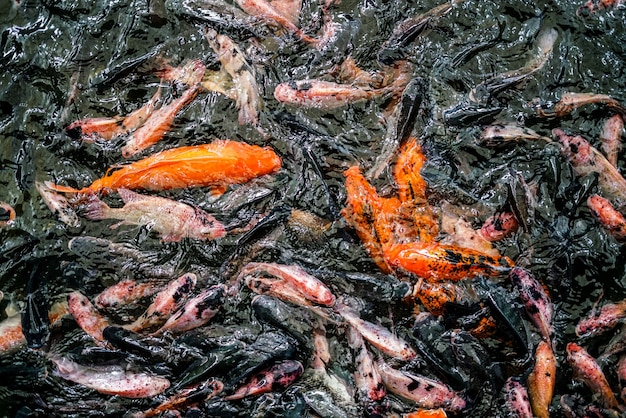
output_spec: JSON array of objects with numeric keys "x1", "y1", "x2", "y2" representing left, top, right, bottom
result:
[
  {"x1": 384, "y1": 241, "x2": 514, "y2": 282},
  {"x1": 274, "y1": 79, "x2": 394, "y2": 109},
  {"x1": 46, "y1": 140, "x2": 282, "y2": 196},
  {"x1": 412, "y1": 278, "x2": 476, "y2": 316},
  {"x1": 527, "y1": 341, "x2": 556, "y2": 418},
  {"x1": 588, "y1": 194, "x2": 626, "y2": 241},
  {"x1": 121, "y1": 83, "x2": 202, "y2": 158},
  {"x1": 566, "y1": 342, "x2": 622, "y2": 411},
  {"x1": 600, "y1": 114, "x2": 624, "y2": 168}
]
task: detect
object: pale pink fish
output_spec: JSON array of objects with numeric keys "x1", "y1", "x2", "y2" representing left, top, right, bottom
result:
[
  {"x1": 311, "y1": 322, "x2": 330, "y2": 370},
  {"x1": 84, "y1": 188, "x2": 226, "y2": 243},
  {"x1": 600, "y1": 114, "x2": 624, "y2": 168},
  {"x1": 152, "y1": 285, "x2": 224, "y2": 335},
  {"x1": 245, "y1": 276, "x2": 316, "y2": 307},
  {"x1": 554, "y1": 128, "x2": 626, "y2": 211},
  {"x1": 576, "y1": 299, "x2": 626, "y2": 338},
  {"x1": 94, "y1": 279, "x2": 163, "y2": 310},
  {"x1": 335, "y1": 303, "x2": 416, "y2": 361},
  {"x1": 346, "y1": 325, "x2": 386, "y2": 402},
  {"x1": 224, "y1": 360, "x2": 304, "y2": 400},
  {"x1": 121, "y1": 83, "x2": 202, "y2": 158},
  {"x1": 49, "y1": 354, "x2": 170, "y2": 398},
  {"x1": 587, "y1": 194, "x2": 626, "y2": 241},
  {"x1": 67, "y1": 291, "x2": 111, "y2": 342},
  {"x1": 566, "y1": 342, "x2": 622, "y2": 411},
  {"x1": 205, "y1": 28, "x2": 260, "y2": 126},
  {"x1": 537, "y1": 92, "x2": 626, "y2": 118},
  {"x1": 35, "y1": 181, "x2": 80, "y2": 227},
  {"x1": 156, "y1": 59, "x2": 206, "y2": 87},
  {"x1": 503, "y1": 378, "x2": 533, "y2": 418},
  {"x1": 124, "y1": 273, "x2": 197, "y2": 332},
  {"x1": 480, "y1": 124, "x2": 551, "y2": 147},
  {"x1": 234, "y1": 0, "x2": 317, "y2": 45},
  {"x1": 274, "y1": 79, "x2": 394, "y2": 110},
  {"x1": 480, "y1": 212, "x2": 519, "y2": 241},
  {"x1": 238, "y1": 262, "x2": 335, "y2": 306},
  {"x1": 509, "y1": 267, "x2": 553, "y2": 344},
  {"x1": 376, "y1": 360, "x2": 466, "y2": 412}
]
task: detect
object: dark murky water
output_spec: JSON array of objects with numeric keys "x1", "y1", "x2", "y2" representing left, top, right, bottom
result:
[{"x1": 1, "y1": 0, "x2": 626, "y2": 417}]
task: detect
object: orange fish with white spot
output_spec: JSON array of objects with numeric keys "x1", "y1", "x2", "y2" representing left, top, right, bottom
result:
[{"x1": 46, "y1": 140, "x2": 282, "y2": 196}]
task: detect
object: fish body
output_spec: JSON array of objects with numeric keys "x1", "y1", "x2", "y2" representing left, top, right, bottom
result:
[
  {"x1": 35, "y1": 181, "x2": 80, "y2": 227},
  {"x1": 46, "y1": 140, "x2": 282, "y2": 195},
  {"x1": 234, "y1": 0, "x2": 316, "y2": 44},
  {"x1": 346, "y1": 326, "x2": 386, "y2": 402},
  {"x1": 50, "y1": 355, "x2": 170, "y2": 398},
  {"x1": 152, "y1": 285, "x2": 224, "y2": 335},
  {"x1": 125, "y1": 273, "x2": 197, "y2": 332},
  {"x1": 335, "y1": 303, "x2": 417, "y2": 361},
  {"x1": 274, "y1": 79, "x2": 393, "y2": 109},
  {"x1": 537, "y1": 92, "x2": 626, "y2": 118},
  {"x1": 479, "y1": 124, "x2": 551, "y2": 147},
  {"x1": 575, "y1": 299, "x2": 626, "y2": 338},
  {"x1": 566, "y1": 342, "x2": 621, "y2": 410},
  {"x1": 224, "y1": 360, "x2": 304, "y2": 400},
  {"x1": 94, "y1": 279, "x2": 162, "y2": 310},
  {"x1": 0, "y1": 315, "x2": 25, "y2": 353},
  {"x1": 239, "y1": 262, "x2": 335, "y2": 306},
  {"x1": 376, "y1": 361, "x2": 466, "y2": 412},
  {"x1": 480, "y1": 212, "x2": 519, "y2": 241},
  {"x1": 384, "y1": 241, "x2": 514, "y2": 282},
  {"x1": 84, "y1": 188, "x2": 226, "y2": 242},
  {"x1": 205, "y1": 28, "x2": 260, "y2": 125},
  {"x1": 554, "y1": 128, "x2": 626, "y2": 211},
  {"x1": 67, "y1": 291, "x2": 111, "y2": 342},
  {"x1": 600, "y1": 114, "x2": 624, "y2": 168},
  {"x1": 509, "y1": 267, "x2": 553, "y2": 343},
  {"x1": 527, "y1": 341, "x2": 556, "y2": 418},
  {"x1": 504, "y1": 378, "x2": 533, "y2": 418},
  {"x1": 121, "y1": 83, "x2": 202, "y2": 158},
  {"x1": 246, "y1": 276, "x2": 316, "y2": 307}
]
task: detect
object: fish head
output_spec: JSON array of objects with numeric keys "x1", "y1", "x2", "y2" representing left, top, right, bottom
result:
[{"x1": 193, "y1": 209, "x2": 227, "y2": 240}]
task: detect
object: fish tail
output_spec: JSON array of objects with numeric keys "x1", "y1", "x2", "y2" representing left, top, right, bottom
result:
[{"x1": 83, "y1": 194, "x2": 110, "y2": 220}]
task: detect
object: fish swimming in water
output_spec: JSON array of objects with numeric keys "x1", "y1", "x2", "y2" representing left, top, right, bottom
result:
[
  {"x1": 587, "y1": 194, "x2": 626, "y2": 241},
  {"x1": 35, "y1": 181, "x2": 80, "y2": 227},
  {"x1": 535, "y1": 92, "x2": 626, "y2": 118},
  {"x1": 527, "y1": 340, "x2": 556, "y2": 418},
  {"x1": 45, "y1": 140, "x2": 282, "y2": 196},
  {"x1": 0, "y1": 201, "x2": 16, "y2": 227},
  {"x1": 67, "y1": 291, "x2": 112, "y2": 342},
  {"x1": 600, "y1": 114, "x2": 624, "y2": 168},
  {"x1": 83, "y1": 188, "x2": 226, "y2": 242}
]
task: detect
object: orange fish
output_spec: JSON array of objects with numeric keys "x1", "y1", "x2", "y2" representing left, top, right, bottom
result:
[
  {"x1": 384, "y1": 241, "x2": 514, "y2": 282},
  {"x1": 527, "y1": 340, "x2": 556, "y2": 418},
  {"x1": 588, "y1": 194, "x2": 626, "y2": 241},
  {"x1": 46, "y1": 140, "x2": 282, "y2": 196}
]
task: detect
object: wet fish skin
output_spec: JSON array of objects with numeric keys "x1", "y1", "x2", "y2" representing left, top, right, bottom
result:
[
  {"x1": 443, "y1": 103, "x2": 503, "y2": 127},
  {"x1": 554, "y1": 128, "x2": 626, "y2": 212},
  {"x1": 479, "y1": 124, "x2": 551, "y2": 147},
  {"x1": 45, "y1": 140, "x2": 282, "y2": 196},
  {"x1": 84, "y1": 188, "x2": 226, "y2": 243},
  {"x1": 121, "y1": 83, "x2": 202, "y2": 158},
  {"x1": 125, "y1": 273, "x2": 197, "y2": 332},
  {"x1": 536, "y1": 92, "x2": 626, "y2": 118},
  {"x1": 527, "y1": 340, "x2": 556, "y2": 418},
  {"x1": 205, "y1": 28, "x2": 260, "y2": 126},
  {"x1": 224, "y1": 360, "x2": 304, "y2": 400},
  {"x1": 575, "y1": 298, "x2": 626, "y2": 338},
  {"x1": 335, "y1": 302, "x2": 417, "y2": 361},
  {"x1": 559, "y1": 394, "x2": 612, "y2": 418},
  {"x1": 480, "y1": 211, "x2": 519, "y2": 241},
  {"x1": 577, "y1": 0, "x2": 625, "y2": 16},
  {"x1": 152, "y1": 285, "x2": 225, "y2": 335},
  {"x1": 67, "y1": 291, "x2": 111, "y2": 342},
  {"x1": 238, "y1": 262, "x2": 336, "y2": 306},
  {"x1": 566, "y1": 342, "x2": 621, "y2": 411},
  {"x1": 503, "y1": 377, "x2": 533, "y2": 418},
  {"x1": 0, "y1": 315, "x2": 26, "y2": 353},
  {"x1": 94, "y1": 279, "x2": 162, "y2": 310},
  {"x1": 0, "y1": 201, "x2": 16, "y2": 227},
  {"x1": 600, "y1": 114, "x2": 624, "y2": 168},
  {"x1": 384, "y1": 241, "x2": 514, "y2": 282},
  {"x1": 245, "y1": 276, "x2": 316, "y2": 307},
  {"x1": 274, "y1": 79, "x2": 394, "y2": 110},
  {"x1": 35, "y1": 181, "x2": 80, "y2": 227},
  {"x1": 376, "y1": 360, "x2": 466, "y2": 412},
  {"x1": 141, "y1": 378, "x2": 224, "y2": 417},
  {"x1": 49, "y1": 354, "x2": 170, "y2": 398},
  {"x1": 509, "y1": 267, "x2": 553, "y2": 344},
  {"x1": 346, "y1": 325, "x2": 386, "y2": 403}
]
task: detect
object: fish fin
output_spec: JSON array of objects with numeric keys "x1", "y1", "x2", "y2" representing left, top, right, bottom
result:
[
  {"x1": 116, "y1": 188, "x2": 143, "y2": 204},
  {"x1": 210, "y1": 185, "x2": 228, "y2": 196},
  {"x1": 83, "y1": 194, "x2": 110, "y2": 220},
  {"x1": 44, "y1": 181, "x2": 82, "y2": 194}
]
